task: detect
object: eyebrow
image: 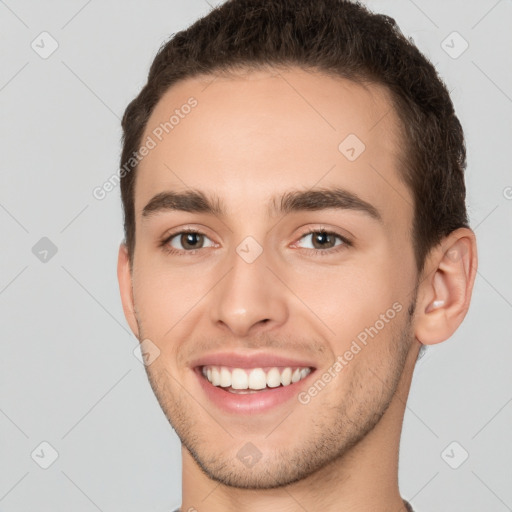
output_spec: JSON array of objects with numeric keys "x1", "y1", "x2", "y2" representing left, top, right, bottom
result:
[{"x1": 141, "y1": 187, "x2": 382, "y2": 222}]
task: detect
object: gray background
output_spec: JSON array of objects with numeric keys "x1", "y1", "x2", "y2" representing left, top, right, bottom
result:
[{"x1": 1, "y1": 0, "x2": 511, "y2": 510}]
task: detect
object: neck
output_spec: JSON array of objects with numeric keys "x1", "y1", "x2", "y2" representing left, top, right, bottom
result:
[{"x1": 180, "y1": 344, "x2": 419, "y2": 512}]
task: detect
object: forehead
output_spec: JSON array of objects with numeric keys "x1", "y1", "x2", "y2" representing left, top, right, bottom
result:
[{"x1": 135, "y1": 67, "x2": 412, "y2": 225}]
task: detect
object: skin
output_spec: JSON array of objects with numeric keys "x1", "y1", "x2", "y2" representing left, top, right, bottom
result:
[{"x1": 117, "y1": 67, "x2": 477, "y2": 512}]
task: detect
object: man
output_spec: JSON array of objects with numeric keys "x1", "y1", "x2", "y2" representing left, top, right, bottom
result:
[{"x1": 117, "y1": 1, "x2": 477, "y2": 510}]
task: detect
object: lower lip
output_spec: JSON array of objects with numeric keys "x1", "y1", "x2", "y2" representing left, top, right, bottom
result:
[{"x1": 194, "y1": 367, "x2": 315, "y2": 414}]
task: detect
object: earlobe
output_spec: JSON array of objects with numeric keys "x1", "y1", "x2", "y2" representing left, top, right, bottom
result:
[
  {"x1": 414, "y1": 228, "x2": 478, "y2": 345},
  {"x1": 117, "y1": 242, "x2": 140, "y2": 339}
]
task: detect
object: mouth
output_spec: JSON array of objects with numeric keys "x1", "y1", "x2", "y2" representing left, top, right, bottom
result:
[
  {"x1": 201, "y1": 365, "x2": 313, "y2": 393},
  {"x1": 194, "y1": 363, "x2": 316, "y2": 414}
]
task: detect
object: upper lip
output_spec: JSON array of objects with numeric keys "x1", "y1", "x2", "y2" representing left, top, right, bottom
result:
[{"x1": 190, "y1": 351, "x2": 317, "y2": 370}]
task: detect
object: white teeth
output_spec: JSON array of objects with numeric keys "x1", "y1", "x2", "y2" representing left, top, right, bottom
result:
[
  {"x1": 220, "y1": 367, "x2": 231, "y2": 387},
  {"x1": 248, "y1": 368, "x2": 267, "y2": 390},
  {"x1": 202, "y1": 365, "x2": 312, "y2": 390},
  {"x1": 281, "y1": 367, "x2": 292, "y2": 386},
  {"x1": 266, "y1": 367, "x2": 281, "y2": 388},
  {"x1": 211, "y1": 367, "x2": 220, "y2": 386},
  {"x1": 291, "y1": 368, "x2": 301, "y2": 383},
  {"x1": 231, "y1": 368, "x2": 248, "y2": 389}
]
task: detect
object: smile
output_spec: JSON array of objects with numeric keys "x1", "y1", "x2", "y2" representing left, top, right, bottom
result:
[
  {"x1": 201, "y1": 365, "x2": 313, "y2": 393},
  {"x1": 195, "y1": 363, "x2": 316, "y2": 414}
]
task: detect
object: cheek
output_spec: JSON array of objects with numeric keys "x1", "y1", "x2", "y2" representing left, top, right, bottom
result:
[
  {"x1": 292, "y1": 263, "x2": 395, "y2": 331},
  {"x1": 289, "y1": 259, "x2": 408, "y2": 373},
  {"x1": 132, "y1": 265, "x2": 211, "y2": 340}
]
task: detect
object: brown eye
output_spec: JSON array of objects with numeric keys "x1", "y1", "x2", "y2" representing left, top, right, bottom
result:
[
  {"x1": 162, "y1": 230, "x2": 216, "y2": 253},
  {"x1": 310, "y1": 231, "x2": 338, "y2": 249},
  {"x1": 178, "y1": 232, "x2": 204, "y2": 250},
  {"x1": 297, "y1": 230, "x2": 347, "y2": 251}
]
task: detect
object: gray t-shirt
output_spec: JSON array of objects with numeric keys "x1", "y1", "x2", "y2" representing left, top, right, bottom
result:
[
  {"x1": 173, "y1": 499, "x2": 414, "y2": 511},
  {"x1": 404, "y1": 499, "x2": 414, "y2": 511}
]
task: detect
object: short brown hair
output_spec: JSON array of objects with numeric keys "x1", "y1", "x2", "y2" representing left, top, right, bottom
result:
[{"x1": 120, "y1": 0, "x2": 469, "y2": 274}]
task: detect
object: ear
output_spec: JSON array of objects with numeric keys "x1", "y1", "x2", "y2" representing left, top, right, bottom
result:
[
  {"x1": 414, "y1": 227, "x2": 478, "y2": 345},
  {"x1": 117, "y1": 242, "x2": 140, "y2": 339}
]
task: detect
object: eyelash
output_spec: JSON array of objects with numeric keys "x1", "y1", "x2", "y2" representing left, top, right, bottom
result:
[{"x1": 159, "y1": 227, "x2": 352, "y2": 256}]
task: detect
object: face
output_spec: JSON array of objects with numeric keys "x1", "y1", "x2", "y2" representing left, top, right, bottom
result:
[{"x1": 120, "y1": 67, "x2": 420, "y2": 488}]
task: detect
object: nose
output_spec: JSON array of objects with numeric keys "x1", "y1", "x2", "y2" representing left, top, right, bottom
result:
[{"x1": 209, "y1": 244, "x2": 289, "y2": 338}]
